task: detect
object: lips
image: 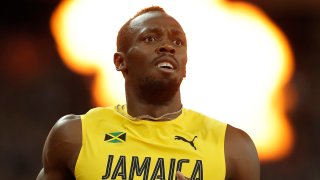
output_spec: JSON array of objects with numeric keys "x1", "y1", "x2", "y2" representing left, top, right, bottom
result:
[
  {"x1": 157, "y1": 62, "x2": 174, "y2": 69},
  {"x1": 154, "y1": 55, "x2": 177, "y2": 72}
]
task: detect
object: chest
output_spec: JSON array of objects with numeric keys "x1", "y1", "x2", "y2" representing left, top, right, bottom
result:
[{"x1": 75, "y1": 122, "x2": 226, "y2": 180}]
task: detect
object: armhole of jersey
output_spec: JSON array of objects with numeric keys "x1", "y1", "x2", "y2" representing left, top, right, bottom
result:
[
  {"x1": 222, "y1": 123, "x2": 228, "y2": 178},
  {"x1": 74, "y1": 115, "x2": 85, "y2": 178},
  {"x1": 222, "y1": 123, "x2": 228, "y2": 179}
]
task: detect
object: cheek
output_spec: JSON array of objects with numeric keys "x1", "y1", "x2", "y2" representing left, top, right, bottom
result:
[
  {"x1": 126, "y1": 47, "x2": 151, "y2": 72},
  {"x1": 181, "y1": 56, "x2": 187, "y2": 76},
  {"x1": 180, "y1": 54, "x2": 187, "y2": 66},
  {"x1": 183, "y1": 61, "x2": 187, "y2": 76},
  {"x1": 127, "y1": 46, "x2": 150, "y2": 62}
]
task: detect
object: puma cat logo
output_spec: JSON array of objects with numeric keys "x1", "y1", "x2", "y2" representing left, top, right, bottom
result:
[{"x1": 174, "y1": 135, "x2": 197, "y2": 150}]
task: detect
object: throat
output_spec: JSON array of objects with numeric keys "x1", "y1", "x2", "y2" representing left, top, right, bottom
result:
[{"x1": 116, "y1": 104, "x2": 183, "y2": 121}]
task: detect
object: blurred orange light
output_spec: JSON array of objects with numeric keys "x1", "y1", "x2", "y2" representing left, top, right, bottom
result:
[{"x1": 51, "y1": 0, "x2": 294, "y2": 162}]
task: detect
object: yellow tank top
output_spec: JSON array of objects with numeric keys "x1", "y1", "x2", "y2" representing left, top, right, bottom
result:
[{"x1": 75, "y1": 105, "x2": 227, "y2": 180}]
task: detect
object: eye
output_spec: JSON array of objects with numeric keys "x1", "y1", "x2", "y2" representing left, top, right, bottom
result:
[
  {"x1": 173, "y1": 39, "x2": 183, "y2": 46},
  {"x1": 144, "y1": 36, "x2": 158, "y2": 43}
]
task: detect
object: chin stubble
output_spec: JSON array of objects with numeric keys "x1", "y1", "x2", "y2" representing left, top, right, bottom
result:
[{"x1": 138, "y1": 76, "x2": 182, "y2": 105}]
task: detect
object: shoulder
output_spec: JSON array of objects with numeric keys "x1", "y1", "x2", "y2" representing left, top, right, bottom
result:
[
  {"x1": 184, "y1": 108, "x2": 227, "y2": 131},
  {"x1": 42, "y1": 114, "x2": 82, "y2": 174},
  {"x1": 48, "y1": 114, "x2": 82, "y2": 146},
  {"x1": 184, "y1": 108, "x2": 225, "y2": 125},
  {"x1": 55, "y1": 114, "x2": 81, "y2": 129},
  {"x1": 82, "y1": 106, "x2": 116, "y2": 119},
  {"x1": 225, "y1": 125, "x2": 260, "y2": 180}
]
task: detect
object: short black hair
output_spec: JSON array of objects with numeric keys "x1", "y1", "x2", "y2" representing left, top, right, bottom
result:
[{"x1": 116, "y1": 6, "x2": 166, "y2": 52}]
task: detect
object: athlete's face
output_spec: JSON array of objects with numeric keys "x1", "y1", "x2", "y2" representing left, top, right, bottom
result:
[
  {"x1": 115, "y1": 11, "x2": 187, "y2": 104},
  {"x1": 120, "y1": 11, "x2": 187, "y2": 87}
]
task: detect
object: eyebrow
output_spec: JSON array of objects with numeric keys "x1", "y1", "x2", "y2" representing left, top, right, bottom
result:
[{"x1": 170, "y1": 29, "x2": 186, "y2": 37}]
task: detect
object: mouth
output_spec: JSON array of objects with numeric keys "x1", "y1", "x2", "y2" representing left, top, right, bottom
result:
[
  {"x1": 157, "y1": 62, "x2": 174, "y2": 70},
  {"x1": 154, "y1": 55, "x2": 177, "y2": 73}
]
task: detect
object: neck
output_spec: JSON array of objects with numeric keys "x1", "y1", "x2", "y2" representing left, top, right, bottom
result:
[
  {"x1": 117, "y1": 104, "x2": 183, "y2": 121},
  {"x1": 125, "y1": 90, "x2": 183, "y2": 120}
]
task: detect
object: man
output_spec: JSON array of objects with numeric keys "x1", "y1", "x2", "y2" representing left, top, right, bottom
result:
[{"x1": 37, "y1": 6, "x2": 260, "y2": 180}]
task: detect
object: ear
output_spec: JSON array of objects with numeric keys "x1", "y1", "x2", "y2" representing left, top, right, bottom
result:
[{"x1": 114, "y1": 52, "x2": 127, "y2": 71}]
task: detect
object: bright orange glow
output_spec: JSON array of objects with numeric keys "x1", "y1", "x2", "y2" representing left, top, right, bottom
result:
[{"x1": 51, "y1": 0, "x2": 294, "y2": 161}]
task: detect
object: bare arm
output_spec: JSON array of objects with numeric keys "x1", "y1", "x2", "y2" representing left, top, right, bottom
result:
[
  {"x1": 36, "y1": 115, "x2": 82, "y2": 180},
  {"x1": 225, "y1": 124, "x2": 260, "y2": 180},
  {"x1": 176, "y1": 124, "x2": 259, "y2": 180}
]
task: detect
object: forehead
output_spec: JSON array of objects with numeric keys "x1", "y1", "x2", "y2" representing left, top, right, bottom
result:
[{"x1": 129, "y1": 11, "x2": 185, "y2": 34}]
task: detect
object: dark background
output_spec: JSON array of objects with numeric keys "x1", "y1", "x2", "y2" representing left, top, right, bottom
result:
[{"x1": 1, "y1": 1, "x2": 319, "y2": 179}]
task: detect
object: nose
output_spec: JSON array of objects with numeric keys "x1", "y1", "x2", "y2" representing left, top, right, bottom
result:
[{"x1": 156, "y1": 43, "x2": 175, "y2": 54}]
